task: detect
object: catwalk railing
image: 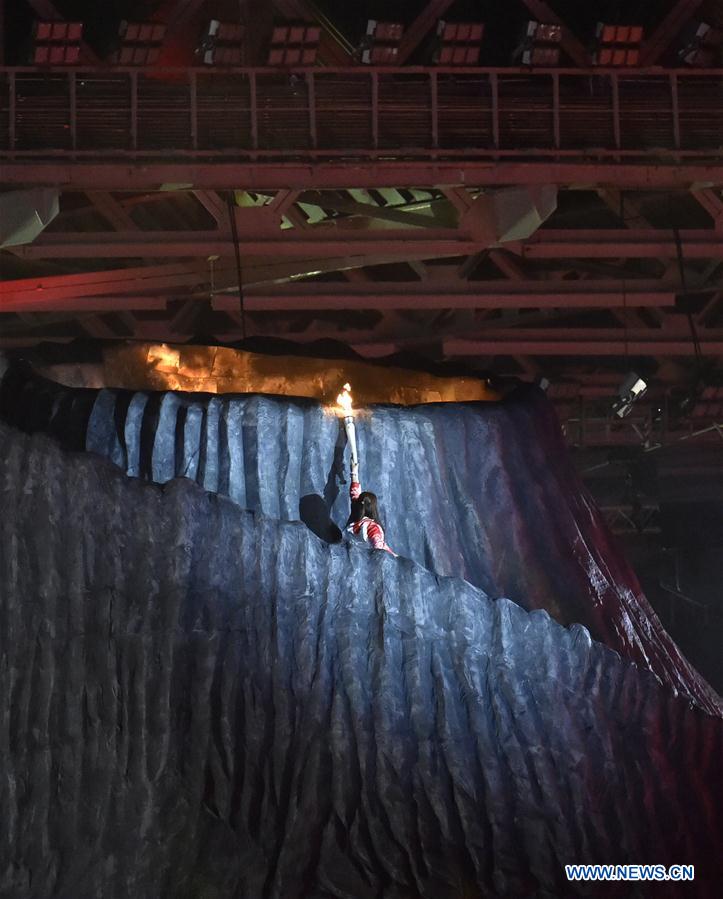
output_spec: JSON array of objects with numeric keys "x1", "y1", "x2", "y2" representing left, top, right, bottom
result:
[{"x1": 0, "y1": 66, "x2": 721, "y2": 161}]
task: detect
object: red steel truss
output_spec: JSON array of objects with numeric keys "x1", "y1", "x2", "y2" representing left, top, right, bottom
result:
[
  {"x1": 4, "y1": 161, "x2": 723, "y2": 190},
  {"x1": 1, "y1": 66, "x2": 721, "y2": 166},
  {"x1": 7, "y1": 227, "x2": 723, "y2": 260}
]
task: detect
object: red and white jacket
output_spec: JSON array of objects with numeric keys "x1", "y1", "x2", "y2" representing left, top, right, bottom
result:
[{"x1": 348, "y1": 480, "x2": 397, "y2": 556}]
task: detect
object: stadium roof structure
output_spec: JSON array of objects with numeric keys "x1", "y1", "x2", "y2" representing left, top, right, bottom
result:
[{"x1": 1, "y1": 0, "x2": 722, "y2": 447}]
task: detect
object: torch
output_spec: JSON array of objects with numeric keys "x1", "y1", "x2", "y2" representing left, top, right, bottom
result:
[{"x1": 336, "y1": 382, "x2": 358, "y2": 481}]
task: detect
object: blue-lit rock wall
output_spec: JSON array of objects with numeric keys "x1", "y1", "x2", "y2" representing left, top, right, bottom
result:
[
  {"x1": 1, "y1": 421, "x2": 721, "y2": 898},
  {"x1": 1, "y1": 365, "x2": 719, "y2": 716}
]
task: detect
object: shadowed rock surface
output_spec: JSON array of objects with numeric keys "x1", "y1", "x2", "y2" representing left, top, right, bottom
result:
[
  {"x1": 1, "y1": 422, "x2": 722, "y2": 898},
  {"x1": 1, "y1": 363, "x2": 719, "y2": 715}
]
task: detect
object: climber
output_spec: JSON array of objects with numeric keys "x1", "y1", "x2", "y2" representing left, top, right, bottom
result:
[{"x1": 346, "y1": 461, "x2": 397, "y2": 556}]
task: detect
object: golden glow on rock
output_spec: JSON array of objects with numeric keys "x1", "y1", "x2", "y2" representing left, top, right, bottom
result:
[
  {"x1": 38, "y1": 342, "x2": 501, "y2": 406},
  {"x1": 336, "y1": 382, "x2": 354, "y2": 416}
]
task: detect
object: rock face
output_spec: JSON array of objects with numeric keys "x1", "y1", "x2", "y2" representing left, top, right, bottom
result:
[
  {"x1": 0, "y1": 421, "x2": 721, "y2": 899},
  {"x1": 1, "y1": 364, "x2": 719, "y2": 715}
]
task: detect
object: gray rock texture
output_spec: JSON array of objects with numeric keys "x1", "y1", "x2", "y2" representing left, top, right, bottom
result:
[
  {"x1": 1, "y1": 365, "x2": 719, "y2": 715},
  {"x1": 0, "y1": 421, "x2": 721, "y2": 898}
]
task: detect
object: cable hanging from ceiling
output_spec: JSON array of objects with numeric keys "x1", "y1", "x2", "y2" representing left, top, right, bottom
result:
[{"x1": 227, "y1": 191, "x2": 247, "y2": 342}]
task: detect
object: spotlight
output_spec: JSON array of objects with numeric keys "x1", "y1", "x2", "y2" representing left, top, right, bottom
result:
[
  {"x1": 109, "y1": 21, "x2": 166, "y2": 65},
  {"x1": 593, "y1": 23, "x2": 644, "y2": 66},
  {"x1": 198, "y1": 20, "x2": 245, "y2": 66},
  {"x1": 678, "y1": 22, "x2": 722, "y2": 67},
  {"x1": 434, "y1": 21, "x2": 484, "y2": 65},
  {"x1": 668, "y1": 370, "x2": 723, "y2": 422},
  {"x1": 267, "y1": 23, "x2": 320, "y2": 65},
  {"x1": 515, "y1": 21, "x2": 562, "y2": 67},
  {"x1": 360, "y1": 21, "x2": 404, "y2": 65},
  {"x1": 32, "y1": 21, "x2": 83, "y2": 65},
  {"x1": 612, "y1": 372, "x2": 647, "y2": 418}
]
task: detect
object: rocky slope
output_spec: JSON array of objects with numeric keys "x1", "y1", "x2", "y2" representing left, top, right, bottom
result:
[{"x1": 0, "y1": 421, "x2": 721, "y2": 898}]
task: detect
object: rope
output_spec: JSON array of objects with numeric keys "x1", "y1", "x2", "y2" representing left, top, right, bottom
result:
[{"x1": 226, "y1": 192, "x2": 247, "y2": 342}]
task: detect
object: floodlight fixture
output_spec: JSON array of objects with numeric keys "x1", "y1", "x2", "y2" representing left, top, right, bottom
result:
[
  {"x1": 267, "y1": 23, "x2": 320, "y2": 65},
  {"x1": 32, "y1": 21, "x2": 83, "y2": 65},
  {"x1": 360, "y1": 21, "x2": 404, "y2": 65},
  {"x1": 199, "y1": 20, "x2": 245, "y2": 65},
  {"x1": 434, "y1": 21, "x2": 484, "y2": 65},
  {"x1": 594, "y1": 23, "x2": 644, "y2": 66},
  {"x1": 516, "y1": 21, "x2": 562, "y2": 67},
  {"x1": 109, "y1": 21, "x2": 167, "y2": 65},
  {"x1": 678, "y1": 22, "x2": 722, "y2": 67},
  {"x1": 612, "y1": 372, "x2": 648, "y2": 418}
]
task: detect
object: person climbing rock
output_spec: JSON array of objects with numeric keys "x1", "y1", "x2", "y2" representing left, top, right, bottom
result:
[{"x1": 346, "y1": 461, "x2": 397, "y2": 556}]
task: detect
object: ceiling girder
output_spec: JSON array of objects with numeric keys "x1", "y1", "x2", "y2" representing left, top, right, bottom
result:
[
  {"x1": 692, "y1": 189, "x2": 723, "y2": 229},
  {"x1": 192, "y1": 190, "x2": 228, "y2": 226},
  {"x1": 639, "y1": 0, "x2": 706, "y2": 66},
  {"x1": 156, "y1": 0, "x2": 209, "y2": 46},
  {"x1": 271, "y1": 0, "x2": 355, "y2": 65},
  {"x1": 4, "y1": 163, "x2": 723, "y2": 191},
  {"x1": 518, "y1": 0, "x2": 591, "y2": 66},
  {"x1": 297, "y1": 192, "x2": 441, "y2": 228},
  {"x1": 9, "y1": 228, "x2": 723, "y2": 260},
  {"x1": 86, "y1": 192, "x2": 140, "y2": 232},
  {"x1": 443, "y1": 335, "x2": 723, "y2": 357},
  {"x1": 396, "y1": 0, "x2": 456, "y2": 65},
  {"x1": 23, "y1": 0, "x2": 101, "y2": 63},
  {"x1": 0, "y1": 262, "x2": 205, "y2": 309},
  {"x1": 210, "y1": 281, "x2": 678, "y2": 312}
]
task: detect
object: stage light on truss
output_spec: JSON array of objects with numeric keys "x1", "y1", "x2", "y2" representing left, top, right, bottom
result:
[
  {"x1": 516, "y1": 21, "x2": 562, "y2": 67},
  {"x1": 267, "y1": 23, "x2": 320, "y2": 65},
  {"x1": 109, "y1": 20, "x2": 167, "y2": 65},
  {"x1": 32, "y1": 21, "x2": 83, "y2": 64},
  {"x1": 536, "y1": 376, "x2": 551, "y2": 392},
  {"x1": 594, "y1": 23, "x2": 644, "y2": 66},
  {"x1": 678, "y1": 21, "x2": 722, "y2": 67},
  {"x1": 668, "y1": 368, "x2": 722, "y2": 422},
  {"x1": 434, "y1": 21, "x2": 484, "y2": 65},
  {"x1": 612, "y1": 372, "x2": 648, "y2": 418},
  {"x1": 360, "y1": 20, "x2": 404, "y2": 65},
  {"x1": 198, "y1": 20, "x2": 245, "y2": 66}
]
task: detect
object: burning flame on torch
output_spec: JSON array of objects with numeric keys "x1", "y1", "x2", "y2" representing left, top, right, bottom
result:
[{"x1": 336, "y1": 382, "x2": 354, "y2": 416}]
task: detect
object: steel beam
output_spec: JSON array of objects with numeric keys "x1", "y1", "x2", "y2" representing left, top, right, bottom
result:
[
  {"x1": 9, "y1": 229, "x2": 481, "y2": 259},
  {"x1": 396, "y1": 0, "x2": 456, "y2": 65},
  {"x1": 640, "y1": 0, "x2": 705, "y2": 66},
  {"x1": 272, "y1": 0, "x2": 355, "y2": 65},
  {"x1": 518, "y1": 0, "x2": 591, "y2": 67},
  {"x1": 86, "y1": 191, "x2": 140, "y2": 231},
  {"x1": 515, "y1": 229, "x2": 723, "y2": 260},
  {"x1": 0, "y1": 294, "x2": 168, "y2": 313},
  {"x1": 3, "y1": 162, "x2": 722, "y2": 191},
  {"x1": 488, "y1": 250, "x2": 526, "y2": 280},
  {"x1": 2, "y1": 252, "x2": 467, "y2": 308},
  {"x1": 298, "y1": 192, "x2": 440, "y2": 228},
  {"x1": 597, "y1": 189, "x2": 655, "y2": 230},
  {"x1": 444, "y1": 336, "x2": 723, "y2": 356},
  {"x1": 0, "y1": 262, "x2": 205, "y2": 307},
  {"x1": 211, "y1": 282, "x2": 676, "y2": 312},
  {"x1": 192, "y1": 190, "x2": 227, "y2": 226},
  {"x1": 445, "y1": 326, "x2": 723, "y2": 340},
  {"x1": 1, "y1": 271, "x2": 679, "y2": 314},
  {"x1": 23, "y1": 0, "x2": 101, "y2": 64},
  {"x1": 692, "y1": 189, "x2": 723, "y2": 229},
  {"x1": 11, "y1": 228, "x2": 723, "y2": 260},
  {"x1": 160, "y1": 0, "x2": 208, "y2": 28}
]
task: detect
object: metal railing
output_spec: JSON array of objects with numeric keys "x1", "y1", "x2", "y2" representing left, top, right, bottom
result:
[{"x1": 1, "y1": 65, "x2": 721, "y2": 161}]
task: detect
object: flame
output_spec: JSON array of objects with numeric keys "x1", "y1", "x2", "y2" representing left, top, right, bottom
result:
[{"x1": 336, "y1": 382, "x2": 353, "y2": 415}]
